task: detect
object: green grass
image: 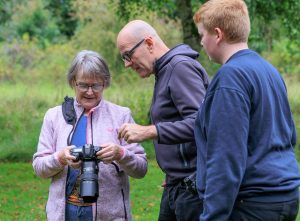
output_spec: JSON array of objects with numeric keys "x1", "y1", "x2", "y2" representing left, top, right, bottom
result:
[
  {"x1": 0, "y1": 163, "x2": 49, "y2": 220},
  {"x1": 0, "y1": 160, "x2": 164, "y2": 221}
]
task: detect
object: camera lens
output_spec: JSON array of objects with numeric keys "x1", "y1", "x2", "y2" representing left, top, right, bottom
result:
[{"x1": 80, "y1": 161, "x2": 99, "y2": 203}]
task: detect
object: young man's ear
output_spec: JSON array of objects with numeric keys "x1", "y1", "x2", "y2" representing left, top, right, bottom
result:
[{"x1": 214, "y1": 27, "x2": 224, "y2": 44}]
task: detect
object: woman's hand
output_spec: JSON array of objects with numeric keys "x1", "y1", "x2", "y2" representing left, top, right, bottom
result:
[
  {"x1": 58, "y1": 146, "x2": 81, "y2": 169},
  {"x1": 96, "y1": 143, "x2": 124, "y2": 164}
]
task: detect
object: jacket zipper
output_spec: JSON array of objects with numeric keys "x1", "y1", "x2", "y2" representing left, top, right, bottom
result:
[{"x1": 179, "y1": 144, "x2": 189, "y2": 167}]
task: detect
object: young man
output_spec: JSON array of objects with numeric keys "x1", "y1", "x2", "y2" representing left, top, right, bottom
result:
[
  {"x1": 116, "y1": 20, "x2": 209, "y2": 220},
  {"x1": 193, "y1": 0, "x2": 300, "y2": 220}
]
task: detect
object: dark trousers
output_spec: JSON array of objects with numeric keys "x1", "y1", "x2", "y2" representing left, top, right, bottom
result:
[
  {"x1": 229, "y1": 198, "x2": 299, "y2": 221},
  {"x1": 158, "y1": 182, "x2": 203, "y2": 221}
]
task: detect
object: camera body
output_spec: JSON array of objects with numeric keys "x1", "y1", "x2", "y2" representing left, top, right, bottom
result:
[
  {"x1": 183, "y1": 172, "x2": 197, "y2": 195},
  {"x1": 71, "y1": 143, "x2": 101, "y2": 161},
  {"x1": 70, "y1": 144, "x2": 102, "y2": 203}
]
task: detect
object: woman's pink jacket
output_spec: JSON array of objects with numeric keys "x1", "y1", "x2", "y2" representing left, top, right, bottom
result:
[{"x1": 32, "y1": 99, "x2": 148, "y2": 221}]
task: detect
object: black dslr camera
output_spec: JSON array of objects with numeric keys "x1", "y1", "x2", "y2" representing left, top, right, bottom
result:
[
  {"x1": 183, "y1": 172, "x2": 197, "y2": 195},
  {"x1": 70, "y1": 144, "x2": 102, "y2": 203}
]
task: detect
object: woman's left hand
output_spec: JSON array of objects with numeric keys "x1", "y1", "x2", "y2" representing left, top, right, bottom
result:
[{"x1": 96, "y1": 143, "x2": 124, "y2": 164}]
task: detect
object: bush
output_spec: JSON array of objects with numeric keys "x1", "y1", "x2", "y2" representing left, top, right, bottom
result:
[{"x1": 262, "y1": 38, "x2": 300, "y2": 75}]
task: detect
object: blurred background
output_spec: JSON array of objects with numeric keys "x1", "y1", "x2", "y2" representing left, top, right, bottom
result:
[{"x1": 0, "y1": 0, "x2": 300, "y2": 220}]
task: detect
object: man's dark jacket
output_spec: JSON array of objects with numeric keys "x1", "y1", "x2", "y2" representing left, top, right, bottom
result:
[{"x1": 151, "y1": 43, "x2": 209, "y2": 184}]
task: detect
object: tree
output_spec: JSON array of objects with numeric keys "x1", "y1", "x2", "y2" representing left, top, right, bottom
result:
[
  {"x1": 14, "y1": 0, "x2": 61, "y2": 47},
  {"x1": 116, "y1": 0, "x2": 300, "y2": 52},
  {"x1": 45, "y1": 0, "x2": 78, "y2": 38},
  {"x1": 0, "y1": 0, "x2": 24, "y2": 25},
  {"x1": 246, "y1": 0, "x2": 300, "y2": 51}
]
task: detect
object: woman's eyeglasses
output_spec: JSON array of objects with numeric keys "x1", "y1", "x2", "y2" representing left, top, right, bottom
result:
[{"x1": 75, "y1": 82, "x2": 104, "y2": 92}]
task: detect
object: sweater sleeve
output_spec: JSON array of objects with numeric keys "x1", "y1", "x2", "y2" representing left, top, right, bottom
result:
[
  {"x1": 200, "y1": 88, "x2": 250, "y2": 221},
  {"x1": 117, "y1": 110, "x2": 148, "y2": 179},
  {"x1": 157, "y1": 60, "x2": 208, "y2": 144},
  {"x1": 32, "y1": 109, "x2": 65, "y2": 178}
]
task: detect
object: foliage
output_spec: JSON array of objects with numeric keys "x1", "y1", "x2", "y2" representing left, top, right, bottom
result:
[
  {"x1": 246, "y1": 0, "x2": 300, "y2": 40},
  {"x1": 71, "y1": 0, "x2": 125, "y2": 74},
  {"x1": 0, "y1": 0, "x2": 78, "y2": 46},
  {"x1": 0, "y1": 0, "x2": 23, "y2": 25},
  {"x1": 262, "y1": 39, "x2": 300, "y2": 75},
  {"x1": 0, "y1": 0, "x2": 62, "y2": 47},
  {"x1": 16, "y1": 0, "x2": 62, "y2": 47},
  {"x1": 0, "y1": 37, "x2": 44, "y2": 83},
  {"x1": 0, "y1": 0, "x2": 25, "y2": 42},
  {"x1": 116, "y1": 0, "x2": 300, "y2": 53},
  {"x1": 45, "y1": 0, "x2": 78, "y2": 38}
]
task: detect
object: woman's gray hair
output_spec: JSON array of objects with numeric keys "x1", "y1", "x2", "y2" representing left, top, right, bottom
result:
[{"x1": 67, "y1": 50, "x2": 111, "y2": 88}]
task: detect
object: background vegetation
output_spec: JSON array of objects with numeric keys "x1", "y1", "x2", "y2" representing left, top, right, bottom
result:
[{"x1": 0, "y1": 0, "x2": 299, "y2": 220}]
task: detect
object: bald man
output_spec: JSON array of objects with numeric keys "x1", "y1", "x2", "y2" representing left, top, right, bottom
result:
[{"x1": 117, "y1": 20, "x2": 209, "y2": 221}]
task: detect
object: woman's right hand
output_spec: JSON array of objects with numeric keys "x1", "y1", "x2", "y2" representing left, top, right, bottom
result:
[{"x1": 58, "y1": 146, "x2": 81, "y2": 169}]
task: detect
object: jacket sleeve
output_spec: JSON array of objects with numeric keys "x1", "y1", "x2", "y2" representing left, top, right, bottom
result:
[
  {"x1": 117, "y1": 110, "x2": 148, "y2": 179},
  {"x1": 32, "y1": 109, "x2": 65, "y2": 178},
  {"x1": 157, "y1": 60, "x2": 208, "y2": 144},
  {"x1": 200, "y1": 88, "x2": 250, "y2": 221}
]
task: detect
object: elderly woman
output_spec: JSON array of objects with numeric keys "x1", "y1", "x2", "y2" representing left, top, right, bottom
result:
[{"x1": 32, "y1": 50, "x2": 147, "y2": 221}]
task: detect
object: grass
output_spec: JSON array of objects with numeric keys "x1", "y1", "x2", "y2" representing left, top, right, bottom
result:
[
  {"x1": 0, "y1": 160, "x2": 164, "y2": 221},
  {"x1": 0, "y1": 163, "x2": 49, "y2": 220}
]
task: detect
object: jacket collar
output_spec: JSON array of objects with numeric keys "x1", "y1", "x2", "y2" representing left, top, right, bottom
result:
[{"x1": 73, "y1": 98, "x2": 104, "y2": 117}]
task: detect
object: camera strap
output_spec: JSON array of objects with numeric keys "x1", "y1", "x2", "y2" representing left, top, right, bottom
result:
[
  {"x1": 62, "y1": 96, "x2": 77, "y2": 145},
  {"x1": 62, "y1": 96, "x2": 77, "y2": 126}
]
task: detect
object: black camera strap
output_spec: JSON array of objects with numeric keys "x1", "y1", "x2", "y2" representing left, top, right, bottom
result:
[
  {"x1": 62, "y1": 96, "x2": 77, "y2": 126},
  {"x1": 62, "y1": 96, "x2": 77, "y2": 145}
]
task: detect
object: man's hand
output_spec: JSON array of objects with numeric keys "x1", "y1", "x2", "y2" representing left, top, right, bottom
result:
[
  {"x1": 118, "y1": 123, "x2": 157, "y2": 143},
  {"x1": 96, "y1": 143, "x2": 124, "y2": 164}
]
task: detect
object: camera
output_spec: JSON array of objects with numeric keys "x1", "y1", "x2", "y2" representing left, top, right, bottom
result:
[
  {"x1": 183, "y1": 172, "x2": 197, "y2": 195},
  {"x1": 70, "y1": 144, "x2": 102, "y2": 203}
]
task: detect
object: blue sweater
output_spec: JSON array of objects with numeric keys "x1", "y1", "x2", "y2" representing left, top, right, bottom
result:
[{"x1": 195, "y1": 49, "x2": 300, "y2": 221}]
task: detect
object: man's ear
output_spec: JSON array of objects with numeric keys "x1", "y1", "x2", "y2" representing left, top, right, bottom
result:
[
  {"x1": 144, "y1": 36, "x2": 154, "y2": 50},
  {"x1": 214, "y1": 27, "x2": 224, "y2": 44}
]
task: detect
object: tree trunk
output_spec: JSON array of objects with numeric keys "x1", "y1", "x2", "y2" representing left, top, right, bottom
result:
[{"x1": 175, "y1": 0, "x2": 201, "y2": 51}]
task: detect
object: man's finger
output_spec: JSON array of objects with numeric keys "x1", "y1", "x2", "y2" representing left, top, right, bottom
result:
[{"x1": 118, "y1": 124, "x2": 128, "y2": 139}]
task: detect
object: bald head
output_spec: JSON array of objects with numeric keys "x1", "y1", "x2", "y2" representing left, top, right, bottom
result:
[
  {"x1": 116, "y1": 20, "x2": 170, "y2": 77},
  {"x1": 117, "y1": 20, "x2": 159, "y2": 43}
]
